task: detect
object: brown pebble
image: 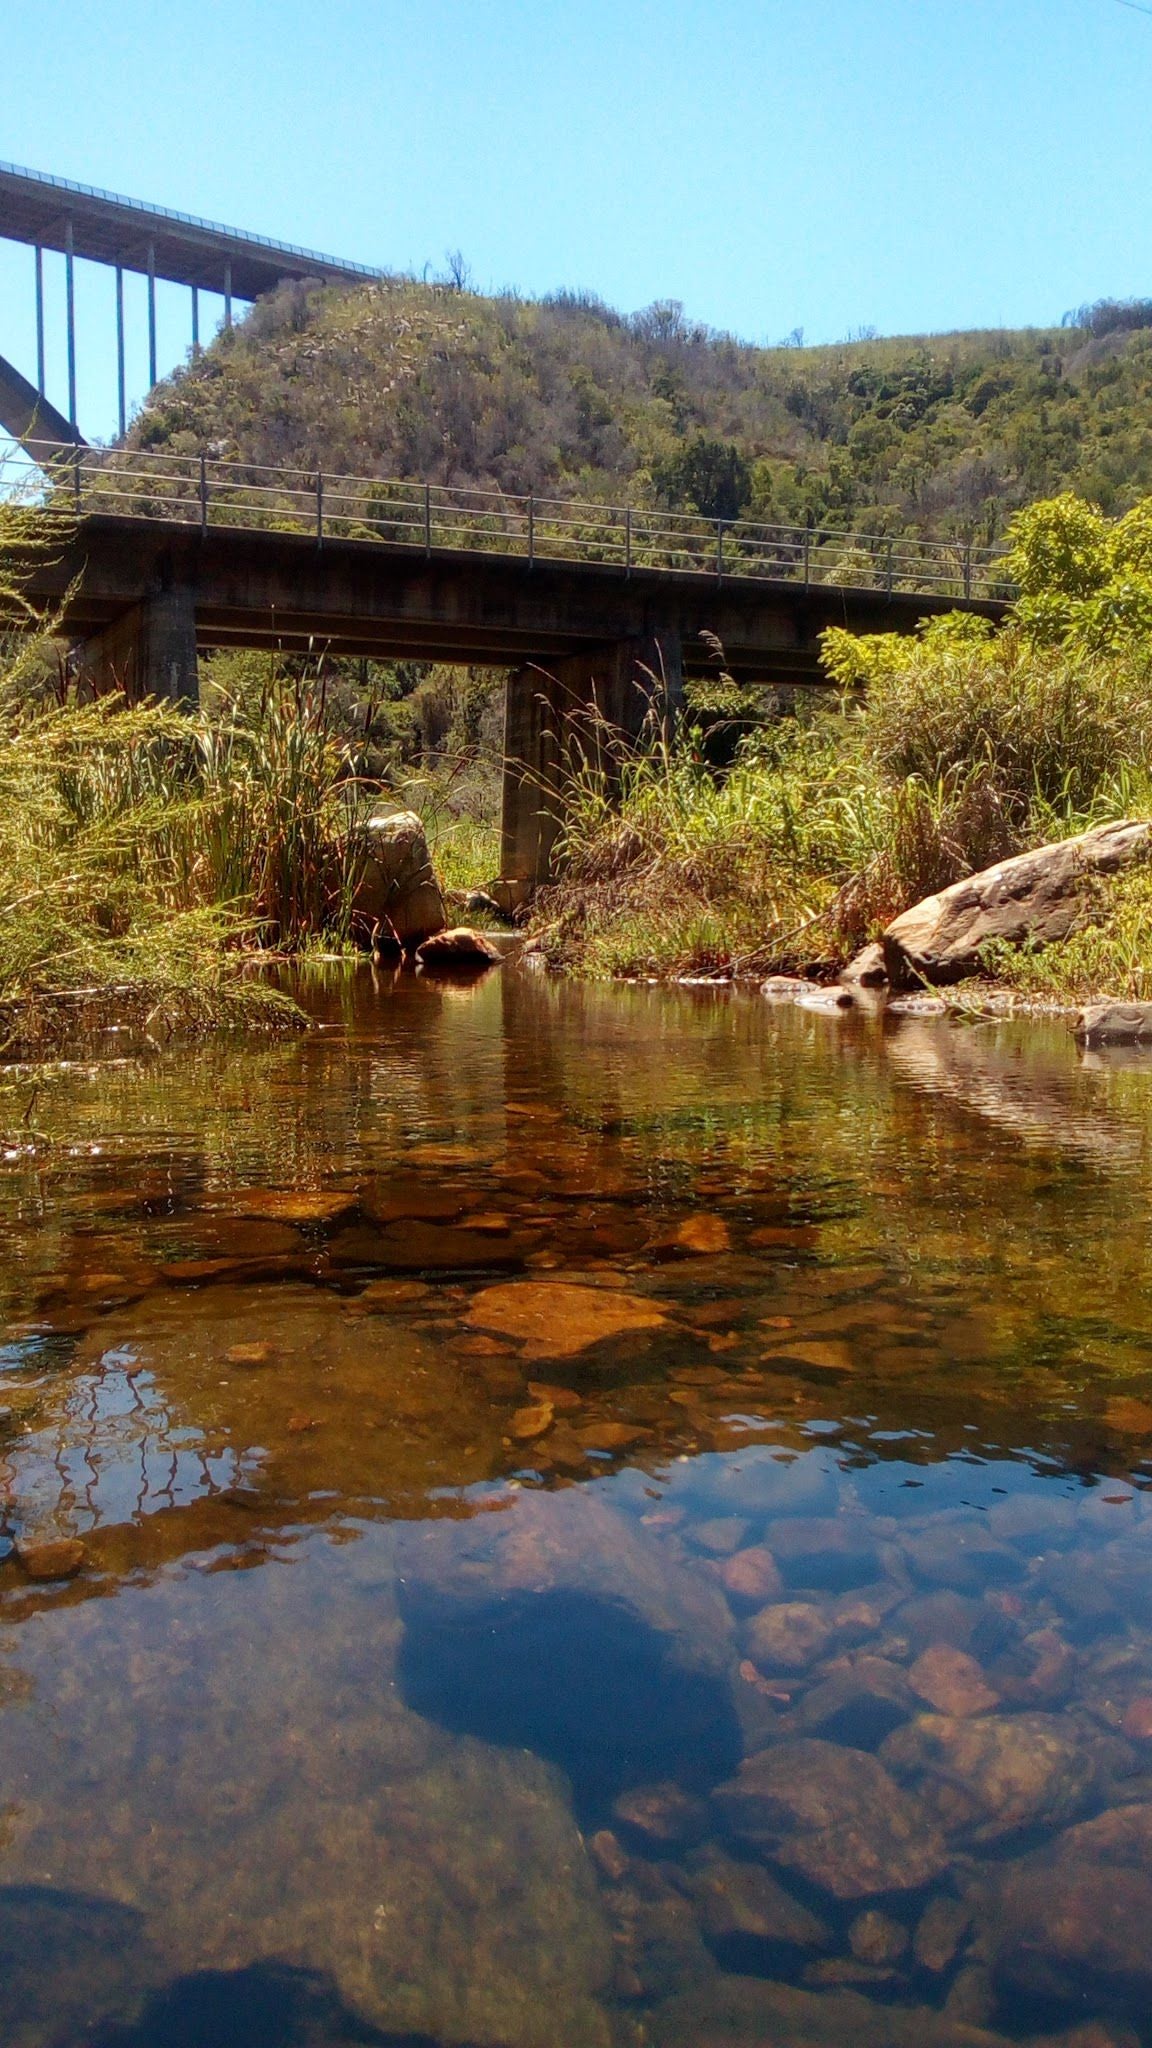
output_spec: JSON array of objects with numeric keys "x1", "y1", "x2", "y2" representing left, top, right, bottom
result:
[
  {"x1": 848, "y1": 1908, "x2": 908, "y2": 1967},
  {"x1": 352, "y1": 1279, "x2": 430, "y2": 1309},
  {"x1": 575, "y1": 1421, "x2": 653, "y2": 1451},
  {"x1": 224, "y1": 1343, "x2": 273, "y2": 1367},
  {"x1": 652, "y1": 1214, "x2": 732, "y2": 1258},
  {"x1": 913, "y1": 1895, "x2": 972, "y2": 1973},
  {"x1": 588, "y1": 1829, "x2": 630, "y2": 1882},
  {"x1": 509, "y1": 1403, "x2": 554, "y2": 1441},
  {"x1": 17, "y1": 1538, "x2": 87, "y2": 1582},
  {"x1": 286, "y1": 1415, "x2": 323, "y2": 1434},
  {"x1": 716, "y1": 1545, "x2": 784, "y2": 1606},
  {"x1": 1121, "y1": 1696, "x2": 1152, "y2": 1741},
  {"x1": 526, "y1": 1381, "x2": 583, "y2": 1409},
  {"x1": 908, "y1": 1644, "x2": 1000, "y2": 1717},
  {"x1": 613, "y1": 1782, "x2": 707, "y2": 1845}
]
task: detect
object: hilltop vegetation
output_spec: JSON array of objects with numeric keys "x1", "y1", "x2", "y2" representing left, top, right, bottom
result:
[{"x1": 130, "y1": 278, "x2": 1152, "y2": 543}]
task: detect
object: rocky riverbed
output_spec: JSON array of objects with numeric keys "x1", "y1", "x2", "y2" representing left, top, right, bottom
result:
[{"x1": 2, "y1": 968, "x2": 1152, "y2": 2044}]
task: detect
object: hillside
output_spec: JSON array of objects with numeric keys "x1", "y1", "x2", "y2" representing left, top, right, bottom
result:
[{"x1": 129, "y1": 280, "x2": 1152, "y2": 545}]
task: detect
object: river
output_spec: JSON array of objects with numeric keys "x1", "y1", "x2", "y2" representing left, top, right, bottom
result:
[{"x1": 0, "y1": 963, "x2": 1150, "y2": 2046}]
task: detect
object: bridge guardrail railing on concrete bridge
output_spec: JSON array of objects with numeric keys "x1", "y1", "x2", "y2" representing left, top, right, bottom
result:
[{"x1": 15, "y1": 441, "x2": 1013, "y2": 602}]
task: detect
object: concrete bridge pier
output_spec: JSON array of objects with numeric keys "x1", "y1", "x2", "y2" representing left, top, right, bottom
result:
[
  {"x1": 76, "y1": 583, "x2": 199, "y2": 707},
  {"x1": 500, "y1": 630, "x2": 682, "y2": 885}
]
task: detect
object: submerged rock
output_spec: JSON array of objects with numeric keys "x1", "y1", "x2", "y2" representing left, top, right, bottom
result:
[
  {"x1": 881, "y1": 1711, "x2": 1098, "y2": 1843},
  {"x1": 987, "y1": 1808, "x2": 1152, "y2": 2012},
  {"x1": 848, "y1": 1908, "x2": 909, "y2": 1966},
  {"x1": 908, "y1": 1646, "x2": 1001, "y2": 1717},
  {"x1": 745, "y1": 1602, "x2": 833, "y2": 1674},
  {"x1": 714, "y1": 1545, "x2": 785, "y2": 1607},
  {"x1": 882, "y1": 819, "x2": 1151, "y2": 988},
  {"x1": 0, "y1": 1541, "x2": 618, "y2": 2048},
  {"x1": 712, "y1": 1739, "x2": 948, "y2": 1898},
  {"x1": 465, "y1": 1280, "x2": 669, "y2": 1359},
  {"x1": 396, "y1": 1489, "x2": 739, "y2": 1811},
  {"x1": 651, "y1": 1972, "x2": 1024, "y2": 2045},
  {"x1": 15, "y1": 1537, "x2": 87, "y2": 1581},
  {"x1": 651, "y1": 1214, "x2": 733, "y2": 1258},
  {"x1": 687, "y1": 1845, "x2": 831, "y2": 1951},
  {"x1": 613, "y1": 1782, "x2": 708, "y2": 1847},
  {"x1": 202, "y1": 1188, "x2": 359, "y2": 1226}
]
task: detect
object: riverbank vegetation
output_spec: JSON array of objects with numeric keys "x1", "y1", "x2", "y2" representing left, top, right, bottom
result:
[
  {"x1": 7, "y1": 479, "x2": 1152, "y2": 1048},
  {"x1": 532, "y1": 493, "x2": 1152, "y2": 996}
]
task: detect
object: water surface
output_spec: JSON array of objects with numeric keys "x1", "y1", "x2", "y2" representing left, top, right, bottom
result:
[{"x1": 2, "y1": 967, "x2": 1152, "y2": 2046}]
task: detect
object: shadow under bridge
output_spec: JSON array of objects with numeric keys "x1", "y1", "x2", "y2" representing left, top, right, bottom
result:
[{"x1": 15, "y1": 444, "x2": 1010, "y2": 884}]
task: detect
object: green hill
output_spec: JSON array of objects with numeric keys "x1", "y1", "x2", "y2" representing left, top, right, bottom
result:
[{"x1": 130, "y1": 280, "x2": 1152, "y2": 545}]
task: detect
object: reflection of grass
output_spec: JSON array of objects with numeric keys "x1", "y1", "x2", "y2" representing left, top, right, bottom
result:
[{"x1": 981, "y1": 867, "x2": 1152, "y2": 1004}]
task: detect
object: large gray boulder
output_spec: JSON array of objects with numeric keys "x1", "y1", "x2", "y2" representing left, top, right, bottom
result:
[
  {"x1": 350, "y1": 810, "x2": 446, "y2": 949},
  {"x1": 882, "y1": 819, "x2": 1151, "y2": 988},
  {"x1": 1074, "y1": 1001, "x2": 1152, "y2": 1047}
]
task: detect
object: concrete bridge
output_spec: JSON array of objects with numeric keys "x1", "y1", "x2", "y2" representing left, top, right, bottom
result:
[
  {"x1": 0, "y1": 158, "x2": 383, "y2": 445},
  {"x1": 1, "y1": 165, "x2": 1011, "y2": 882},
  {"x1": 15, "y1": 444, "x2": 1009, "y2": 883}
]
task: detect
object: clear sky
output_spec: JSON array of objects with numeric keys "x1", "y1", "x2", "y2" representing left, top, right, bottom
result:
[{"x1": 3, "y1": 0, "x2": 1151, "y2": 441}]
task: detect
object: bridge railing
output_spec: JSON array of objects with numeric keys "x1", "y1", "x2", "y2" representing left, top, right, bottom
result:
[{"x1": 18, "y1": 441, "x2": 1011, "y2": 601}]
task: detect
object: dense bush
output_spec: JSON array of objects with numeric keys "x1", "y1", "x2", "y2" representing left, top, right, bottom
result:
[{"x1": 540, "y1": 488, "x2": 1152, "y2": 981}]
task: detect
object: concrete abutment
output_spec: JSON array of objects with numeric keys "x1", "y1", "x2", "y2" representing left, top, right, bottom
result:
[
  {"x1": 76, "y1": 585, "x2": 199, "y2": 706},
  {"x1": 500, "y1": 631, "x2": 682, "y2": 885}
]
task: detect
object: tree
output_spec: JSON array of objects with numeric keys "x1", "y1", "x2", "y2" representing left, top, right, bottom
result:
[{"x1": 651, "y1": 435, "x2": 751, "y2": 522}]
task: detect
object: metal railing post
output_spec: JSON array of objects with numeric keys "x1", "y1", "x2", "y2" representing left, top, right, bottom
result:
[
  {"x1": 424, "y1": 481, "x2": 432, "y2": 557},
  {"x1": 316, "y1": 470, "x2": 323, "y2": 543},
  {"x1": 885, "y1": 539, "x2": 894, "y2": 595},
  {"x1": 964, "y1": 543, "x2": 972, "y2": 600},
  {"x1": 72, "y1": 447, "x2": 82, "y2": 512},
  {"x1": 625, "y1": 506, "x2": 632, "y2": 576},
  {"x1": 716, "y1": 520, "x2": 724, "y2": 579},
  {"x1": 803, "y1": 519, "x2": 811, "y2": 589},
  {"x1": 199, "y1": 452, "x2": 208, "y2": 534},
  {"x1": 527, "y1": 493, "x2": 535, "y2": 568}
]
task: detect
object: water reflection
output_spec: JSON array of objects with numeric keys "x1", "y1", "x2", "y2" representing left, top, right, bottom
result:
[{"x1": 1, "y1": 970, "x2": 1152, "y2": 2042}]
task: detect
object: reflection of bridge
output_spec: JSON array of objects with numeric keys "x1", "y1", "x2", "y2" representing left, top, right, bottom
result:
[
  {"x1": 0, "y1": 159, "x2": 383, "y2": 445},
  {"x1": 18, "y1": 442, "x2": 1010, "y2": 881}
]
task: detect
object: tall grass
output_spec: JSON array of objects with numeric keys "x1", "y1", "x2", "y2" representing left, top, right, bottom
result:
[
  {"x1": 0, "y1": 694, "x2": 298, "y2": 1054},
  {"x1": 534, "y1": 627, "x2": 1152, "y2": 980}
]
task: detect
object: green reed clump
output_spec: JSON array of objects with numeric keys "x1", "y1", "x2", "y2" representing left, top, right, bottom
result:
[
  {"x1": 190, "y1": 671, "x2": 371, "y2": 944},
  {"x1": 0, "y1": 693, "x2": 299, "y2": 1055}
]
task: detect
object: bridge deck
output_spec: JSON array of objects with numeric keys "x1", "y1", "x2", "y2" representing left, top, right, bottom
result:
[{"x1": 0, "y1": 161, "x2": 382, "y2": 295}]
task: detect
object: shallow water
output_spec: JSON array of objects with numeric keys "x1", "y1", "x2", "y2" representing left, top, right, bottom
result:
[{"x1": 3, "y1": 966, "x2": 1152, "y2": 2044}]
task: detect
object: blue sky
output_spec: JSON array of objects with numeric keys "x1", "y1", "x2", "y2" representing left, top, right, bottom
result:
[{"x1": 3, "y1": 0, "x2": 1151, "y2": 440}]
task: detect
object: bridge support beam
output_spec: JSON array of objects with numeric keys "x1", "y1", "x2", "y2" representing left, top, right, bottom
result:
[
  {"x1": 500, "y1": 630, "x2": 682, "y2": 886},
  {"x1": 77, "y1": 586, "x2": 199, "y2": 707}
]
